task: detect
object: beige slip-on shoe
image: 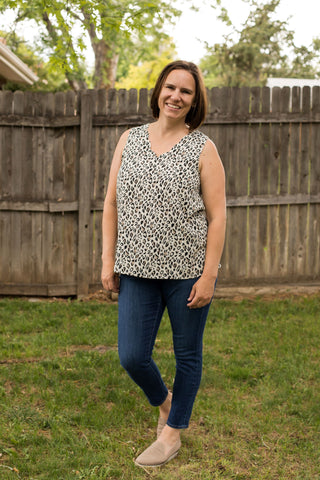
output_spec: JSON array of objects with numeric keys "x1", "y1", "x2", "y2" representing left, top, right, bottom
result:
[{"x1": 134, "y1": 438, "x2": 181, "y2": 467}]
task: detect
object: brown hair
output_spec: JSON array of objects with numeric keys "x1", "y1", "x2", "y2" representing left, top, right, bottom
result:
[{"x1": 150, "y1": 60, "x2": 207, "y2": 131}]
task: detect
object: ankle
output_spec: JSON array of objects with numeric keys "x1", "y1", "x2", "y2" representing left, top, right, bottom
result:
[
  {"x1": 159, "y1": 425, "x2": 180, "y2": 445},
  {"x1": 159, "y1": 391, "x2": 172, "y2": 420}
]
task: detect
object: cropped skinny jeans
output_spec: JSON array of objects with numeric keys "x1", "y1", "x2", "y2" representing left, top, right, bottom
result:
[{"x1": 117, "y1": 274, "x2": 212, "y2": 429}]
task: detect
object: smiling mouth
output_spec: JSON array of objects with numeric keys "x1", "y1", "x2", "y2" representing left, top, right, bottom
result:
[{"x1": 166, "y1": 103, "x2": 181, "y2": 109}]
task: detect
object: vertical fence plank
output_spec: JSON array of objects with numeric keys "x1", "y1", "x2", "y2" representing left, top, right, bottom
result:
[
  {"x1": 42, "y1": 93, "x2": 55, "y2": 290},
  {"x1": 236, "y1": 87, "x2": 250, "y2": 278},
  {"x1": 19, "y1": 92, "x2": 35, "y2": 283},
  {"x1": 32, "y1": 93, "x2": 45, "y2": 284},
  {"x1": 278, "y1": 87, "x2": 291, "y2": 277},
  {"x1": 247, "y1": 87, "x2": 261, "y2": 278},
  {"x1": 128, "y1": 88, "x2": 138, "y2": 115},
  {"x1": 223, "y1": 87, "x2": 241, "y2": 281},
  {"x1": 64, "y1": 90, "x2": 78, "y2": 286},
  {"x1": 256, "y1": 87, "x2": 271, "y2": 279},
  {"x1": 95, "y1": 89, "x2": 108, "y2": 198},
  {"x1": 10, "y1": 92, "x2": 24, "y2": 283},
  {"x1": 288, "y1": 86, "x2": 302, "y2": 279},
  {"x1": 105, "y1": 89, "x2": 119, "y2": 190},
  {"x1": 92, "y1": 89, "x2": 108, "y2": 288},
  {"x1": 268, "y1": 87, "x2": 282, "y2": 278},
  {"x1": 77, "y1": 92, "x2": 93, "y2": 296},
  {"x1": 138, "y1": 88, "x2": 149, "y2": 115},
  {"x1": 49, "y1": 93, "x2": 65, "y2": 285},
  {"x1": 65, "y1": 90, "x2": 78, "y2": 201},
  {"x1": 297, "y1": 87, "x2": 312, "y2": 276},
  {"x1": 0, "y1": 92, "x2": 13, "y2": 282},
  {"x1": 215, "y1": 88, "x2": 230, "y2": 279}
]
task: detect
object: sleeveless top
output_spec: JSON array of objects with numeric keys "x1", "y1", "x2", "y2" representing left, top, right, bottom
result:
[{"x1": 114, "y1": 123, "x2": 209, "y2": 279}]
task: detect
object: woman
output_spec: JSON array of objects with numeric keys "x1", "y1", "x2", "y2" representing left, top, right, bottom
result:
[{"x1": 101, "y1": 60, "x2": 226, "y2": 467}]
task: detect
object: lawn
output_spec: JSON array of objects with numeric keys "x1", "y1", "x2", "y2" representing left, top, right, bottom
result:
[{"x1": 0, "y1": 295, "x2": 319, "y2": 480}]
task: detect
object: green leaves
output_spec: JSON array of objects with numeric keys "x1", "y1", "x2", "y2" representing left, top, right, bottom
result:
[
  {"x1": 2, "y1": 0, "x2": 181, "y2": 90},
  {"x1": 200, "y1": 0, "x2": 320, "y2": 87}
]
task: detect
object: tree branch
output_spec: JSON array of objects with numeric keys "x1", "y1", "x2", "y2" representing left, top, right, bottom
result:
[
  {"x1": 42, "y1": 11, "x2": 58, "y2": 42},
  {"x1": 80, "y1": 7, "x2": 97, "y2": 44}
]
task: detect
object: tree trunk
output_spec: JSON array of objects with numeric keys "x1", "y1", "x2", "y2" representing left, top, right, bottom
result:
[
  {"x1": 67, "y1": 77, "x2": 88, "y2": 91},
  {"x1": 93, "y1": 39, "x2": 119, "y2": 89}
]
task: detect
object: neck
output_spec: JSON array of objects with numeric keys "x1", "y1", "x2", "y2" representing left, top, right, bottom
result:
[{"x1": 153, "y1": 116, "x2": 189, "y2": 137}]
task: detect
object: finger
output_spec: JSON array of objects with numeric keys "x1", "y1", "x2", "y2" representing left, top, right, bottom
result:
[
  {"x1": 187, "y1": 294, "x2": 201, "y2": 308},
  {"x1": 101, "y1": 274, "x2": 115, "y2": 292},
  {"x1": 187, "y1": 285, "x2": 196, "y2": 302},
  {"x1": 101, "y1": 277, "x2": 108, "y2": 290}
]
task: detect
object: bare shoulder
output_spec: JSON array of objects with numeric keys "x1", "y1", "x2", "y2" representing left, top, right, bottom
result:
[
  {"x1": 116, "y1": 128, "x2": 131, "y2": 150},
  {"x1": 108, "y1": 129, "x2": 132, "y2": 181},
  {"x1": 112, "y1": 129, "x2": 131, "y2": 162},
  {"x1": 199, "y1": 138, "x2": 224, "y2": 172}
]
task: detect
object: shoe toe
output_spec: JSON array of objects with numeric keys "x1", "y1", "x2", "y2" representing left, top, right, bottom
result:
[{"x1": 135, "y1": 439, "x2": 181, "y2": 467}]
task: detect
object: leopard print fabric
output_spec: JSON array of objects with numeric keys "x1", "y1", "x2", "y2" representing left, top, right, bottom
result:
[{"x1": 114, "y1": 123, "x2": 209, "y2": 279}]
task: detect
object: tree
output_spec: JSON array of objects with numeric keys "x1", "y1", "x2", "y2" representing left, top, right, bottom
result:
[
  {"x1": 200, "y1": 0, "x2": 320, "y2": 87},
  {"x1": 0, "y1": 0, "x2": 180, "y2": 90},
  {"x1": 0, "y1": 30, "x2": 81, "y2": 91},
  {"x1": 116, "y1": 38, "x2": 177, "y2": 89}
]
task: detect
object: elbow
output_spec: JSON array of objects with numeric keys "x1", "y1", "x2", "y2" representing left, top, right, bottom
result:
[
  {"x1": 103, "y1": 195, "x2": 117, "y2": 213},
  {"x1": 207, "y1": 210, "x2": 227, "y2": 227}
]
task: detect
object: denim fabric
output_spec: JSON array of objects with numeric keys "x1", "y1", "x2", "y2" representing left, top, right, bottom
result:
[{"x1": 117, "y1": 274, "x2": 212, "y2": 429}]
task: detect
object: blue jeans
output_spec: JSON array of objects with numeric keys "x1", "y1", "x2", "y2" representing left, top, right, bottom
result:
[{"x1": 117, "y1": 274, "x2": 212, "y2": 429}]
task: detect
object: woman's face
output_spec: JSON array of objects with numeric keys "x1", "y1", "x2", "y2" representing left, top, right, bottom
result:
[{"x1": 158, "y1": 69, "x2": 196, "y2": 122}]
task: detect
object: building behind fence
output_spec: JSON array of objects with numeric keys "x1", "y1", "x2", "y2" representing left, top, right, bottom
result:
[{"x1": 0, "y1": 86, "x2": 319, "y2": 297}]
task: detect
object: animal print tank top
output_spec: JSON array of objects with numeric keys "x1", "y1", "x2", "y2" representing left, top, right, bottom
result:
[{"x1": 114, "y1": 123, "x2": 209, "y2": 279}]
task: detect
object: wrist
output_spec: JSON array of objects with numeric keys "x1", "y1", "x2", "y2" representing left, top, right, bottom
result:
[
  {"x1": 201, "y1": 270, "x2": 218, "y2": 282},
  {"x1": 102, "y1": 255, "x2": 115, "y2": 267}
]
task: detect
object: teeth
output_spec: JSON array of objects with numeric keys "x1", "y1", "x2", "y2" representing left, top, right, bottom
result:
[{"x1": 167, "y1": 103, "x2": 180, "y2": 109}]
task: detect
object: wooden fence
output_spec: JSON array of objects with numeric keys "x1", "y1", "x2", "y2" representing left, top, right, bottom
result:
[{"x1": 0, "y1": 86, "x2": 319, "y2": 297}]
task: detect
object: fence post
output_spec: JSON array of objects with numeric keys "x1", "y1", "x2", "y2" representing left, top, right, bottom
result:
[{"x1": 77, "y1": 92, "x2": 93, "y2": 297}]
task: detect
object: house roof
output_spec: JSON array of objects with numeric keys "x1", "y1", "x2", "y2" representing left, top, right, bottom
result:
[
  {"x1": 267, "y1": 78, "x2": 320, "y2": 88},
  {"x1": 0, "y1": 41, "x2": 38, "y2": 85}
]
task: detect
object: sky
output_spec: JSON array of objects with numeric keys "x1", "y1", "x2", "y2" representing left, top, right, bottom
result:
[
  {"x1": 169, "y1": 0, "x2": 320, "y2": 63},
  {"x1": 1, "y1": 0, "x2": 320, "y2": 67}
]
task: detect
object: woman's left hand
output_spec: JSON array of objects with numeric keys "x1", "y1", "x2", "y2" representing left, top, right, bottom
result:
[{"x1": 187, "y1": 275, "x2": 216, "y2": 309}]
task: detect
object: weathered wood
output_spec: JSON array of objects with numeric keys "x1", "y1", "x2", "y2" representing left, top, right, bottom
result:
[
  {"x1": 77, "y1": 91, "x2": 93, "y2": 296},
  {"x1": 254, "y1": 88, "x2": 270, "y2": 276},
  {"x1": 308, "y1": 87, "x2": 320, "y2": 277},
  {"x1": 268, "y1": 88, "x2": 281, "y2": 277},
  {"x1": 138, "y1": 88, "x2": 149, "y2": 115},
  {"x1": 0, "y1": 86, "x2": 319, "y2": 297},
  {"x1": 247, "y1": 87, "x2": 261, "y2": 278},
  {"x1": 0, "y1": 115, "x2": 80, "y2": 127},
  {"x1": 128, "y1": 88, "x2": 138, "y2": 115},
  {"x1": 237, "y1": 87, "x2": 250, "y2": 278},
  {"x1": 1, "y1": 111, "x2": 320, "y2": 129},
  {"x1": 226, "y1": 194, "x2": 320, "y2": 206},
  {"x1": 0, "y1": 283, "x2": 77, "y2": 296},
  {"x1": 0, "y1": 92, "x2": 13, "y2": 282}
]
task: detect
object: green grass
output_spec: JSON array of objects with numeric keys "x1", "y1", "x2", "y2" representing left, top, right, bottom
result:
[{"x1": 0, "y1": 295, "x2": 319, "y2": 479}]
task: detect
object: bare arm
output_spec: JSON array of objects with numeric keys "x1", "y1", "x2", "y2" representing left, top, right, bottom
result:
[
  {"x1": 187, "y1": 139, "x2": 226, "y2": 308},
  {"x1": 101, "y1": 130, "x2": 130, "y2": 292}
]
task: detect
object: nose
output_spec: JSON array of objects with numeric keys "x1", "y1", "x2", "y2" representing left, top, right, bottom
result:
[{"x1": 170, "y1": 88, "x2": 181, "y2": 101}]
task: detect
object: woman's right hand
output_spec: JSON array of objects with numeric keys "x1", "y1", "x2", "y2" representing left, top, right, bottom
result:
[{"x1": 101, "y1": 261, "x2": 120, "y2": 293}]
